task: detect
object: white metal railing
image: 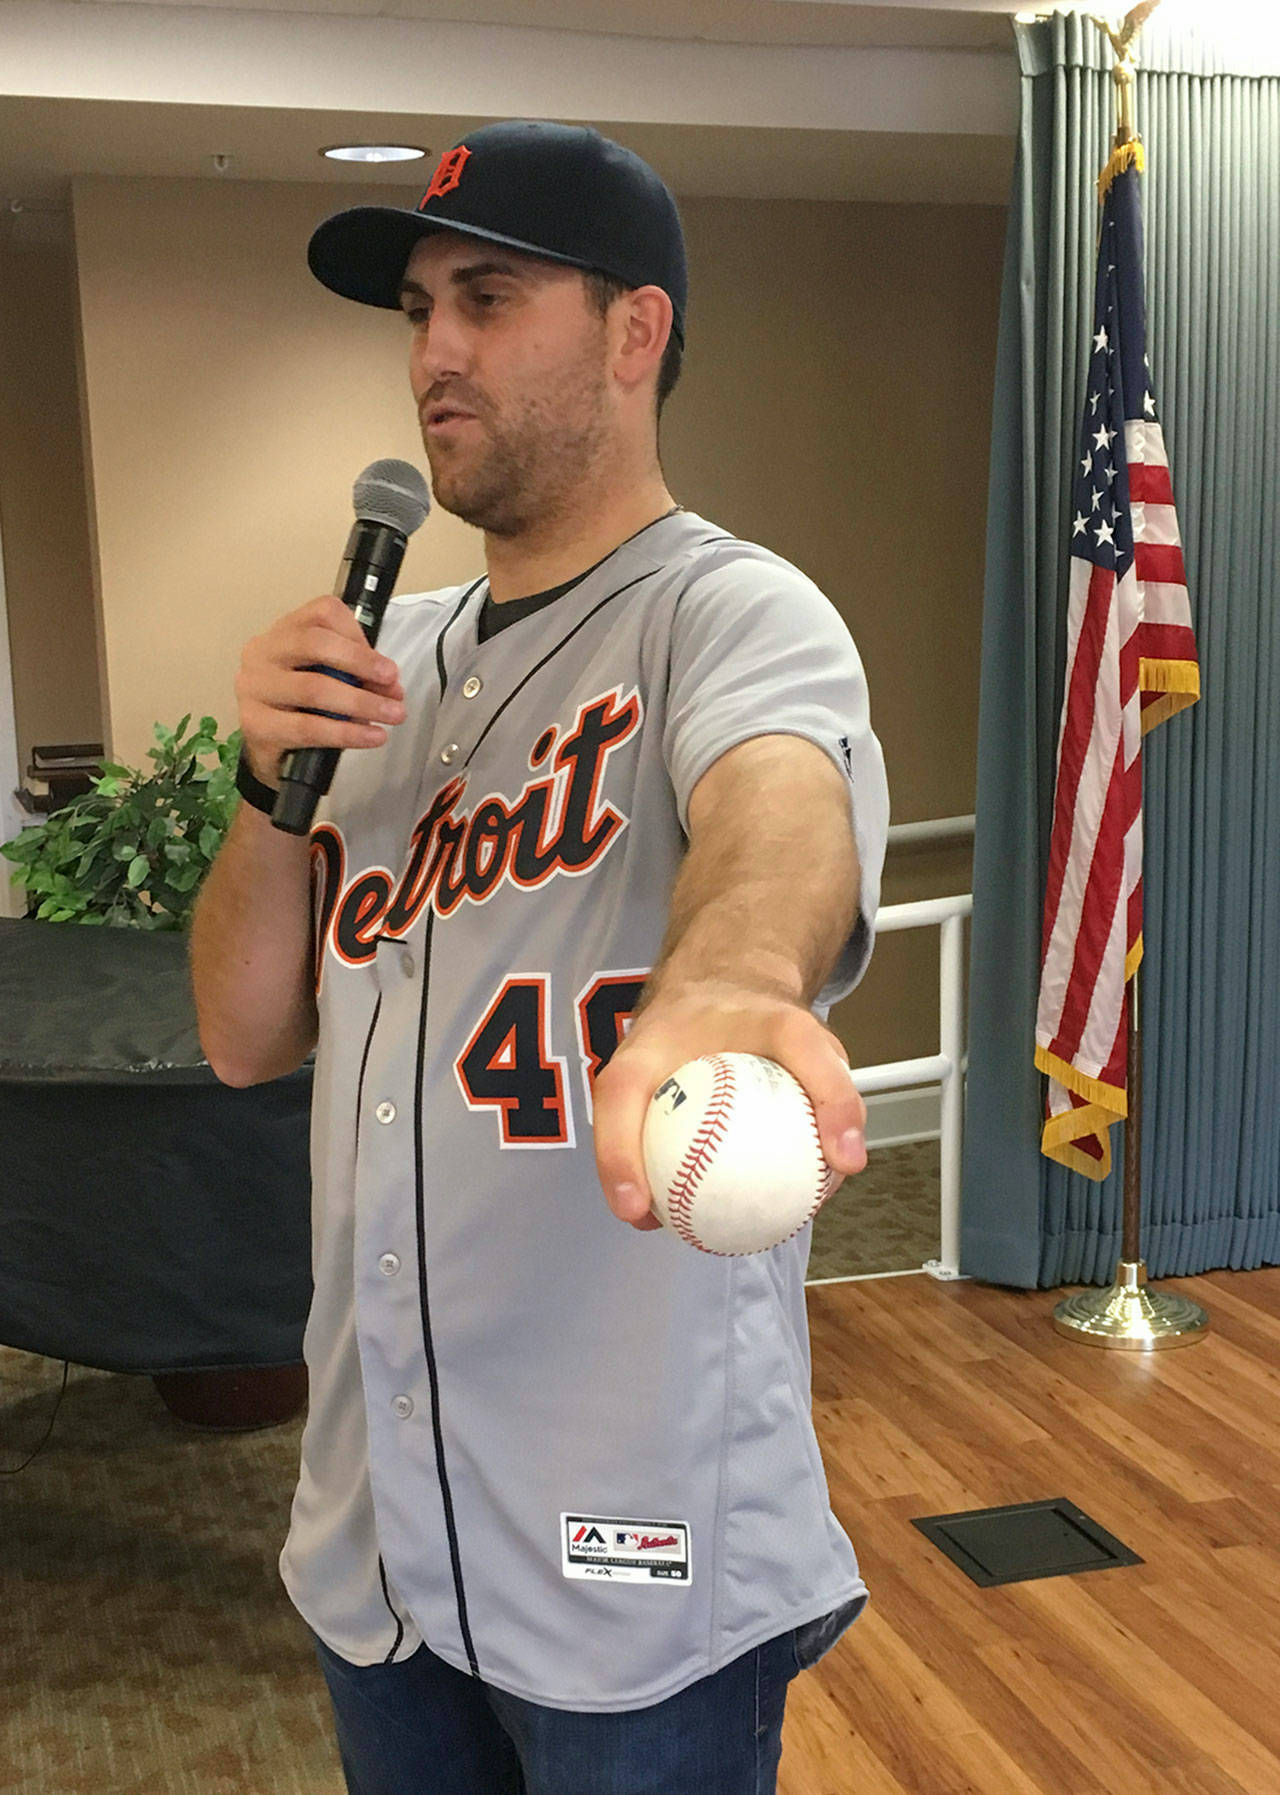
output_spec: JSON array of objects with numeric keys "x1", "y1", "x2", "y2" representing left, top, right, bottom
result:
[
  {"x1": 885, "y1": 813, "x2": 975, "y2": 851},
  {"x1": 844, "y1": 892, "x2": 974, "y2": 1283}
]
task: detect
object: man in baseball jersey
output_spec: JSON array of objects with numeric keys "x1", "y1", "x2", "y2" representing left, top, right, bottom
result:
[{"x1": 190, "y1": 120, "x2": 889, "y2": 1795}]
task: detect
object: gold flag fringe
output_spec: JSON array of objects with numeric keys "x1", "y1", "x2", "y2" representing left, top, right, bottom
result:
[
  {"x1": 1098, "y1": 136, "x2": 1145, "y2": 201},
  {"x1": 1035, "y1": 1044, "x2": 1130, "y2": 1118}
]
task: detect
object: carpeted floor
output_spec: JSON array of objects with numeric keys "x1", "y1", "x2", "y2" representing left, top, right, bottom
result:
[
  {"x1": 0, "y1": 1139, "x2": 939, "y2": 1795},
  {"x1": 0, "y1": 1350, "x2": 340, "y2": 1795},
  {"x1": 808, "y1": 1135, "x2": 940, "y2": 1281}
]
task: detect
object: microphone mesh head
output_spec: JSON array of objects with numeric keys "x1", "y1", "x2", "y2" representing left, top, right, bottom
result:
[{"x1": 352, "y1": 459, "x2": 431, "y2": 534}]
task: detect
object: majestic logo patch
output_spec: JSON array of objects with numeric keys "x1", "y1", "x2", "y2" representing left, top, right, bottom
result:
[
  {"x1": 310, "y1": 688, "x2": 642, "y2": 989},
  {"x1": 562, "y1": 1514, "x2": 691, "y2": 1585},
  {"x1": 419, "y1": 145, "x2": 471, "y2": 207}
]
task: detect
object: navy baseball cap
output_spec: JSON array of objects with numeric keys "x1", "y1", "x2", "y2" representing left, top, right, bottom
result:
[{"x1": 308, "y1": 120, "x2": 687, "y2": 346}]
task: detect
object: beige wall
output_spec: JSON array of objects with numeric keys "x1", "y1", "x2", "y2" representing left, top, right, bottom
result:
[
  {"x1": 0, "y1": 236, "x2": 103, "y2": 773},
  {"x1": 68, "y1": 174, "x2": 1003, "y2": 1065},
  {"x1": 70, "y1": 175, "x2": 487, "y2": 771},
  {"x1": 663, "y1": 197, "x2": 1002, "y2": 1066}
]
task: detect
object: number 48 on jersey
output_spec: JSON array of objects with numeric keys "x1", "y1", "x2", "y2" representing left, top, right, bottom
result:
[{"x1": 455, "y1": 972, "x2": 647, "y2": 1147}]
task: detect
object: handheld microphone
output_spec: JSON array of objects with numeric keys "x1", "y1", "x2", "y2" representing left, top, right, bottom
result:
[{"x1": 272, "y1": 459, "x2": 431, "y2": 835}]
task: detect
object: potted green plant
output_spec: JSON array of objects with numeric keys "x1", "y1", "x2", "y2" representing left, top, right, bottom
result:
[
  {"x1": 0, "y1": 715, "x2": 310, "y2": 1430},
  {"x1": 1, "y1": 713, "x2": 239, "y2": 928}
]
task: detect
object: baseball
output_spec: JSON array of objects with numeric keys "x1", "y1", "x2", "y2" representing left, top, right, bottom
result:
[{"x1": 642, "y1": 1053, "x2": 843, "y2": 1256}]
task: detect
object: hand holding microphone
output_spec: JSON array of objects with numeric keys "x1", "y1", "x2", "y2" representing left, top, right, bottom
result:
[{"x1": 234, "y1": 460, "x2": 430, "y2": 834}]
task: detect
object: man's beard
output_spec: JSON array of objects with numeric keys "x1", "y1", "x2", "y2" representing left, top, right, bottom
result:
[{"x1": 423, "y1": 356, "x2": 612, "y2": 538}]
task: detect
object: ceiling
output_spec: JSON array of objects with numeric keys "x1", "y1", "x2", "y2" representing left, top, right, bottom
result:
[
  {"x1": 0, "y1": 0, "x2": 1027, "y2": 235},
  {"x1": 65, "y1": 0, "x2": 1022, "y2": 49},
  {"x1": 0, "y1": 99, "x2": 1017, "y2": 216}
]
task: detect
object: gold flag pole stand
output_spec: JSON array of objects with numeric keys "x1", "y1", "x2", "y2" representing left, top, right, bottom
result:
[
  {"x1": 1052, "y1": 0, "x2": 1208, "y2": 1350},
  {"x1": 1052, "y1": 963, "x2": 1209, "y2": 1347}
]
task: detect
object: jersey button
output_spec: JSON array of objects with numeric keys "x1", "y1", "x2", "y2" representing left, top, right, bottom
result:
[
  {"x1": 375, "y1": 1101, "x2": 396, "y2": 1125},
  {"x1": 439, "y1": 743, "x2": 459, "y2": 765},
  {"x1": 401, "y1": 950, "x2": 415, "y2": 979},
  {"x1": 392, "y1": 1394, "x2": 414, "y2": 1419},
  {"x1": 462, "y1": 675, "x2": 483, "y2": 699},
  {"x1": 378, "y1": 1252, "x2": 401, "y2": 1277}
]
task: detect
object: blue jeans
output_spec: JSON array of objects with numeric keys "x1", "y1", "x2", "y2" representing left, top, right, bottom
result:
[{"x1": 310, "y1": 1605, "x2": 857, "y2": 1795}]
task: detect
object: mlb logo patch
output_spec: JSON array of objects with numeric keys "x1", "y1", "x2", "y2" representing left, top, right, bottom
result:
[{"x1": 561, "y1": 1514, "x2": 691, "y2": 1585}]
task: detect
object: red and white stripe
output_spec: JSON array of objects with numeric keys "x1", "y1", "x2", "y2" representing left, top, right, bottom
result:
[{"x1": 1035, "y1": 420, "x2": 1197, "y2": 1177}]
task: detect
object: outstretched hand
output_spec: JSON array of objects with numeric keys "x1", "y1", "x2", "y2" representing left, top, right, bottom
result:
[{"x1": 591, "y1": 978, "x2": 867, "y2": 1231}]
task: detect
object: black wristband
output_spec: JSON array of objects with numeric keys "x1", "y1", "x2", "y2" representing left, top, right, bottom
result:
[{"x1": 235, "y1": 747, "x2": 279, "y2": 816}]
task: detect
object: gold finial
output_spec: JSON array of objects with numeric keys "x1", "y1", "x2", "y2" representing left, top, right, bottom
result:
[
  {"x1": 1090, "y1": 0, "x2": 1162, "y2": 66},
  {"x1": 1090, "y1": 0, "x2": 1162, "y2": 195}
]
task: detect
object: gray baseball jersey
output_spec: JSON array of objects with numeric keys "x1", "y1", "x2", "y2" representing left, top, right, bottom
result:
[{"x1": 278, "y1": 506, "x2": 890, "y2": 1711}]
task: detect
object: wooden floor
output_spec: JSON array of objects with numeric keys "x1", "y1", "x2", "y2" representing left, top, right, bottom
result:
[{"x1": 780, "y1": 1266, "x2": 1280, "y2": 1795}]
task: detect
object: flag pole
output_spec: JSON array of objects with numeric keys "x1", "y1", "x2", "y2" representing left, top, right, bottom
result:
[
  {"x1": 1049, "y1": 0, "x2": 1208, "y2": 1349},
  {"x1": 1121, "y1": 962, "x2": 1143, "y2": 1269},
  {"x1": 1053, "y1": 956, "x2": 1207, "y2": 1347}
]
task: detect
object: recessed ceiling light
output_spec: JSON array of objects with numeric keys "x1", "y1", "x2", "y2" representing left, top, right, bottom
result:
[{"x1": 322, "y1": 145, "x2": 428, "y2": 164}]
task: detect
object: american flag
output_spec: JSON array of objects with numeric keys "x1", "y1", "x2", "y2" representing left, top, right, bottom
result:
[{"x1": 1034, "y1": 155, "x2": 1199, "y2": 1179}]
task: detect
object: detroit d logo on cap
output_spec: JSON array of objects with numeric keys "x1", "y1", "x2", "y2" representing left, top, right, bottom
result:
[{"x1": 419, "y1": 146, "x2": 472, "y2": 209}]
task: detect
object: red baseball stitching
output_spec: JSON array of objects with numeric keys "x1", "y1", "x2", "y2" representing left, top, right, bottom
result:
[
  {"x1": 664, "y1": 1057, "x2": 838, "y2": 1255},
  {"x1": 664, "y1": 1055, "x2": 736, "y2": 1252},
  {"x1": 797, "y1": 1104, "x2": 843, "y2": 1235}
]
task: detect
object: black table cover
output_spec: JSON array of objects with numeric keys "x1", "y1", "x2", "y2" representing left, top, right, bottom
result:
[{"x1": 0, "y1": 917, "x2": 313, "y2": 1373}]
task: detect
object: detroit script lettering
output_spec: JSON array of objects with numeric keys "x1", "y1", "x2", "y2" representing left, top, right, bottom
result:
[{"x1": 309, "y1": 689, "x2": 642, "y2": 991}]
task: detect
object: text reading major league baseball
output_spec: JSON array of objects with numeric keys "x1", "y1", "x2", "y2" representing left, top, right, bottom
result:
[{"x1": 309, "y1": 689, "x2": 641, "y2": 989}]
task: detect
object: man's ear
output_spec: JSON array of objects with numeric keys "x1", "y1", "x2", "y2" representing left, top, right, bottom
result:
[{"x1": 612, "y1": 285, "x2": 673, "y2": 396}]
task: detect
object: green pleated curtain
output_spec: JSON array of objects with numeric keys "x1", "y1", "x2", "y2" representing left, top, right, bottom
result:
[{"x1": 961, "y1": 11, "x2": 1280, "y2": 1288}]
